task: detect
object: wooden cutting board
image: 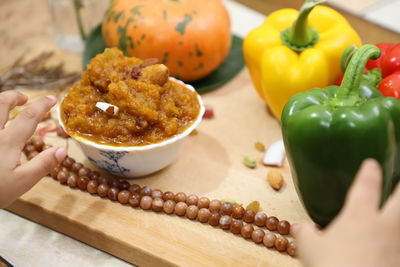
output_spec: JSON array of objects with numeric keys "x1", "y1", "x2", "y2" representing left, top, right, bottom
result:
[{"x1": 7, "y1": 69, "x2": 308, "y2": 267}]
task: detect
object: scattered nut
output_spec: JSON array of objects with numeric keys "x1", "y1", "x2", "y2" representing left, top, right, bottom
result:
[
  {"x1": 263, "y1": 140, "x2": 285, "y2": 167},
  {"x1": 246, "y1": 201, "x2": 260, "y2": 213},
  {"x1": 267, "y1": 170, "x2": 284, "y2": 191},
  {"x1": 254, "y1": 142, "x2": 265, "y2": 152},
  {"x1": 95, "y1": 102, "x2": 119, "y2": 115},
  {"x1": 140, "y1": 64, "x2": 169, "y2": 86},
  {"x1": 243, "y1": 156, "x2": 257, "y2": 169}
]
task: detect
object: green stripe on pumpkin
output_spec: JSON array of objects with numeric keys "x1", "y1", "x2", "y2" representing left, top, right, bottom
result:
[
  {"x1": 162, "y1": 52, "x2": 169, "y2": 64},
  {"x1": 130, "y1": 5, "x2": 143, "y2": 15},
  {"x1": 195, "y1": 44, "x2": 203, "y2": 57},
  {"x1": 113, "y1": 11, "x2": 124, "y2": 23},
  {"x1": 175, "y1": 14, "x2": 192, "y2": 35}
]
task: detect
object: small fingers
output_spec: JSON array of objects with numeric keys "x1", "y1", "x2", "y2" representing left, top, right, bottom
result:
[
  {"x1": 4, "y1": 95, "x2": 56, "y2": 147},
  {"x1": 0, "y1": 147, "x2": 66, "y2": 208},
  {"x1": 343, "y1": 159, "x2": 382, "y2": 216},
  {"x1": 0, "y1": 91, "x2": 28, "y2": 129},
  {"x1": 291, "y1": 222, "x2": 319, "y2": 262}
]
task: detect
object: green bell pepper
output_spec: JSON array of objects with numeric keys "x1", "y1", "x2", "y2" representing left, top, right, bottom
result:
[{"x1": 281, "y1": 44, "x2": 400, "y2": 227}]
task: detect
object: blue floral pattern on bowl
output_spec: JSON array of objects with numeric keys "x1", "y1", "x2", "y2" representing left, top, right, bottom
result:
[{"x1": 88, "y1": 150, "x2": 130, "y2": 176}]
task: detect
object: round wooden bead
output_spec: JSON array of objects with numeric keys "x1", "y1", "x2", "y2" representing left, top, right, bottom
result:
[
  {"x1": 67, "y1": 173, "x2": 78, "y2": 187},
  {"x1": 163, "y1": 200, "x2": 176, "y2": 214},
  {"x1": 77, "y1": 176, "x2": 90, "y2": 190},
  {"x1": 87, "y1": 180, "x2": 99, "y2": 194},
  {"x1": 197, "y1": 197, "x2": 210, "y2": 209},
  {"x1": 90, "y1": 171, "x2": 100, "y2": 180},
  {"x1": 220, "y1": 202, "x2": 233, "y2": 216},
  {"x1": 129, "y1": 193, "x2": 141, "y2": 208},
  {"x1": 77, "y1": 167, "x2": 90, "y2": 177},
  {"x1": 208, "y1": 213, "x2": 221, "y2": 226},
  {"x1": 62, "y1": 157, "x2": 75, "y2": 168},
  {"x1": 251, "y1": 229, "x2": 265, "y2": 244},
  {"x1": 140, "y1": 186, "x2": 152, "y2": 197},
  {"x1": 71, "y1": 162, "x2": 83, "y2": 173},
  {"x1": 277, "y1": 220, "x2": 290, "y2": 235},
  {"x1": 140, "y1": 196, "x2": 153, "y2": 210},
  {"x1": 186, "y1": 205, "x2": 199, "y2": 220},
  {"x1": 98, "y1": 176, "x2": 110, "y2": 186},
  {"x1": 57, "y1": 170, "x2": 68, "y2": 184},
  {"x1": 97, "y1": 184, "x2": 110, "y2": 197},
  {"x1": 24, "y1": 144, "x2": 36, "y2": 154},
  {"x1": 152, "y1": 198, "x2": 164, "y2": 212},
  {"x1": 110, "y1": 179, "x2": 122, "y2": 189},
  {"x1": 286, "y1": 240, "x2": 297, "y2": 257},
  {"x1": 108, "y1": 187, "x2": 120, "y2": 201},
  {"x1": 129, "y1": 184, "x2": 141, "y2": 194},
  {"x1": 174, "y1": 202, "x2": 188, "y2": 216},
  {"x1": 186, "y1": 194, "x2": 199, "y2": 206},
  {"x1": 230, "y1": 220, "x2": 243, "y2": 235},
  {"x1": 174, "y1": 192, "x2": 187, "y2": 203},
  {"x1": 266, "y1": 216, "x2": 279, "y2": 231},
  {"x1": 232, "y1": 205, "x2": 245, "y2": 219},
  {"x1": 219, "y1": 215, "x2": 232, "y2": 230},
  {"x1": 151, "y1": 189, "x2": 163, "y2": 199},
  {"x1": 254, "y1": 212, "x2": 268, "y2": 227},
  {"x1": 118, "y1": 190, "x2": 132, "y2": 204},
  {"x1": 32, "y1": 139, "x2": 44, "y2": 151},
  {"x1": 120, "y1": 180, "x2": 130, "y2": 190},
  {"x1": 243, "y1": 209, "x2": 256, "y2": 223},
  {"x1": 209, "y1": 200, "x2": 222, "y2": 213},
  {"x1": 263, "y1": 232, "x2": 276, "y2": 248},
  {"x1": 50, "y1": 165, "x2": 62, "y2": 179},
  {"x1": 162, "y1": 191, "x2": 175, "y2": 201},
  {"x1": 197, "y1": 208, "x2": 211, "y2": 223},
  {"x1": 287, "y1": 241, "x2": 297, "y2": 256},
  {"x1": 275, "y1": 235, "x2": 289, "y2": 252},
  {"x1": 241, "y1": 224, "x2": 254, "y2": 239}
]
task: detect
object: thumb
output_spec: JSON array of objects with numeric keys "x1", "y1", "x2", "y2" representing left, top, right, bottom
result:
[{"x1": 14, "y1": 147, "x2": 66, "y2": 194}]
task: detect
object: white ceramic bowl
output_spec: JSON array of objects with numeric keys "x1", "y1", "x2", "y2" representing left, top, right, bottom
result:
[{"x1": 57, "y1": 78, "x2": 205, "y2": 178}]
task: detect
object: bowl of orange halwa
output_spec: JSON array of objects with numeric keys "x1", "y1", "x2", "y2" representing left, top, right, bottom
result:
[{"x1": 58, "y1": 48, "x2": 204, "y2": 178}]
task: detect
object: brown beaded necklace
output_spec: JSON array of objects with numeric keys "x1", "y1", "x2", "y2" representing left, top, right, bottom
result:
[{"x1": 24, "y1": 139, "x2": 297, "y2": 257}]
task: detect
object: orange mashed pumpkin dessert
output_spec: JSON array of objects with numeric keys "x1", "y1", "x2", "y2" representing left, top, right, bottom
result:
[{"x1": 61, "y1": 48, "x2": 200, "y2": 146}]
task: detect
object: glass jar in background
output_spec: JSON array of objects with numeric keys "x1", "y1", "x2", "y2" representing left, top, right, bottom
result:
[{"x1": 48, "y1": 0, "x2": 109, "y2": 53}]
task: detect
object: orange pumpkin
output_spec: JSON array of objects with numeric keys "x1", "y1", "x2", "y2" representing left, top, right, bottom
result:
[{"x1": 102, "y1": 0, "x2": 231, "y2": 82}]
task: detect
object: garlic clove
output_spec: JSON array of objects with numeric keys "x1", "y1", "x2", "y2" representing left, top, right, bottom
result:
[
  {"x1": 263, "y1": 140, "x2": 285, "y2": 167},
  {"x1": 95, "y1": 102, "x2": 119, "y2": 115}
]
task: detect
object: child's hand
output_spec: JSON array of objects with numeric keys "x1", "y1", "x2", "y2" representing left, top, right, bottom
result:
[
  {"x1": 0, "y1": 91, "x2": 66, "y2": 208},
  {"x1": 293, "y1": 159, "x2": 400, "y2": 267}
]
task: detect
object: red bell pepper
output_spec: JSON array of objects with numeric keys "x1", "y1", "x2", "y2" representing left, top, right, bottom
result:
[
  {"x1": 336, "y1": 43, "x2": 400, "y2": 99},
  {"x1": 366, "y1": 43, "x2": 395, "y2": 70},
  {"x1": 378, "y1": 71, "x2": 400, "y2": 98},
  {"x1": 381, "y1": 44, "x2": 400, "y2": 77}
]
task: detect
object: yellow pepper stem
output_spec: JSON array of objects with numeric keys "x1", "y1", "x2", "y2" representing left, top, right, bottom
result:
[{"x1": 281, "y1": 0, "x2": 325, "y2": 52}]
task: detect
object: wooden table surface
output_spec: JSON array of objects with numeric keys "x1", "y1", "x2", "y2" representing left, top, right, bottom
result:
[{"x1": 1, "y1": 0, "x2": 399, "y2": 266}]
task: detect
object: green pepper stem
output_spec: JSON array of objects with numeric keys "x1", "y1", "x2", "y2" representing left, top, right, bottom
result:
[
  {"x1": 334, "y1": 45, "x2": 381, "y2": 106},
  {"x1": 290, "y1": 0, "x2": 325, "y2": 46}
]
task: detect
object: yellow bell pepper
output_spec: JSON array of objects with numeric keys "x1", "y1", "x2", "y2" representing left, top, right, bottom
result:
[{"x1": 243, "y1": 0, "x2": 361, "y2": 118}]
